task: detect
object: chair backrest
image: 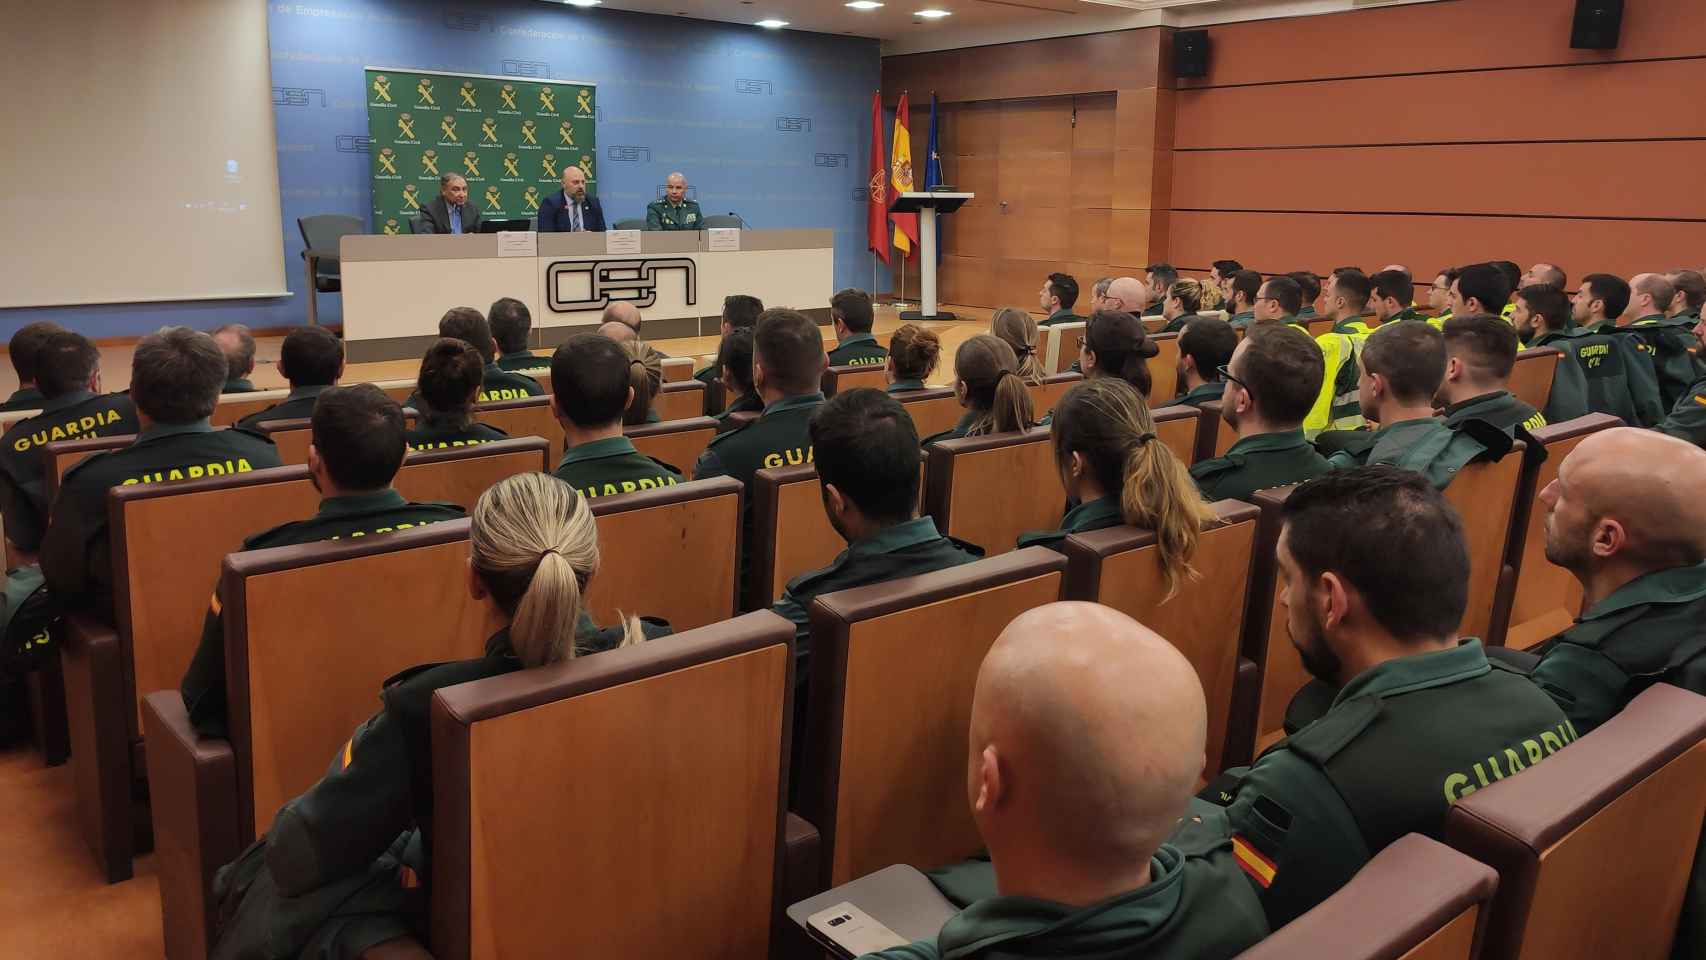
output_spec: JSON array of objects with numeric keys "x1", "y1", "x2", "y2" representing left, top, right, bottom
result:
[
  {"x1": 719, "y1": 410, "x2": 761, "y2": 434},
  {"x1": 1060, "y1": 500, "x2": 1261, "y2": 775},
  {"x1": 211, "y1": 389, "x2": 291, "y2": 428},
  {"x1": 657, "y1": 380, "x2": 706, "y2": 421},
  {"x1": 1241, "y1": 485, "x2": 1304, "y2": 761},
  {"x1": 924, "y1": 426, "x2": 1057, "y2": 555},
  {"x1": 1509, "y1": 348, "x2": 1562, "y2": 414},
  {"x1": 1025, "y1": 372, "x2": 1081, "y2": 418},
  {"x1": 1441, "y1": 445, "x2": 1525, "y2": 645},
  {"x1": 297, "y1": 214, "x2": 364, "y2": 277},
  {"x1": 586, "y1": 477, "x2": 742, "y2": 632},
  {"x1": 613, "y1": 217, "x2": 645, "y2": 231},
  {"x1": 1144, "y1": 332, "x2": 1181, "y2": 409},
  {"x1": 0, "y1": 408, "x2": 40, "y2": 434},
  {"x1": 798, "y1": 549, "x2": 1067, "y2": 885},
  {"x1": 1497, "y1": 415, "x2": 1621, "y2": 649},
  {"x1": 1444, "y1": 684, "x2": 1706, "y2": 960},
  {"x1": 42, "y1": 434, "x2": 133, "y2": 506},
  {"x1": 429, "y1": 611, "x2": 794, "y2": 960},
  {"x1": 624, "y1": 416, "x2": 718, "y2": 474},
  {"x1": 891, "y1": 387, "x2": 962, "y2": 441},
  {"x1": 701, "y1": 214, "x2": 743, "y2": 228},
  {"x1": 1152, "y1": 403, "x2": 1201, "y2": 466},
  {"x1": 748, "y1": 464, "x2": 842, "y2": 612},
  {"x1": 1039, "y1": 321, "x2": 1085, "y2": 375},
  {"x1": 224, "y1": 521, "x2": 500, "y2": 840},
  {"x1": 255, "y1": 418, "x2": 315, "y2": 465},
  {"x1": 1306, "y1": 317, "x2": 1337, "y2": 337},
  {"x1": 821, "y1": 364, "x2": 889, "y2": 398},
  {"x1": 660, "y1": 356, "x2": 696, "y2": 382},
  {"x1": 528, "y1": 367, "x2": 555, "y2": 396},
  {"x1": 470, "y1": 396, "x2": 563, "y2": 463},
  {"x1": 1235, "y1": 834, "x2": 1498, "y2": 960},
  {"x1": 1195, "y1": 399, "x2": 1237, "y2": 463},
  {"x1": 373, "y1": 378, "x2": 417, "y2": 405},
  {"x1": 391, "y1": 438, "x2": 551, "y2": 508}
]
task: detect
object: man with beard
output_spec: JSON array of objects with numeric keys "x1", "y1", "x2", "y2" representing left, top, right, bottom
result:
[
  {"x1": 1195, "y1": 466, "x2": 1570, "y2": 932},
  {"x1": 1190, "y1": 324, "x2": 1331, "y2": 502}
]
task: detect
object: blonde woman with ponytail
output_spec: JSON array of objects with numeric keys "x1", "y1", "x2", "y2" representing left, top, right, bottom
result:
[
  {"x1": 621, "y1": 340, "x2": 664, "y2": 425},
  {"x1": 1159, "y1": 278, "x2": 1210, "y2": 334},
  {"x1": 1019, "y1": 378, "x2": 1215, "y2": 600},
  {"x1": 921, "y1": 334, "x2": 1035, "y2": 445},
  {"x1": 990, "y1": 307, "x2": 1044, "y2": 385},
  {"x1": 214, "y1": 473, "x2": 659, "y2": 958}
]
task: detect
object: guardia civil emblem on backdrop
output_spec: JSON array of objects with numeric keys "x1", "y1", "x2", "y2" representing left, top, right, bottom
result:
[{"x1": 366, "y1": 68, "x2": 596, "y2": 232}]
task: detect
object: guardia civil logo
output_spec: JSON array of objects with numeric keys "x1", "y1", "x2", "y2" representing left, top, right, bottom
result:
[
  {"x1": 462, "y1": 151, "x2": 482, "y2": 178},
  {"x1": 458, "y1": 80, "x2": 478, "y2": 109},
  {"x1": 370, "y1": 74, "x2": 394, "y2": 106},
  {"x1": 499, "y1": 83, "x2": 520, "y2": 113},
  {"x1": 502, "y1": 153, "x2": 522, "y2": 180},
  {"x1": 538, "y1": 86, "x2": 558, "y2": 115},
  {"x1": 480, "y1": 117, "x2": 499, "y2": 144},
  {"x1": 558, "y1": 121, "x2": 576, "y2": 147},
  {"x1": 396, "y1": 112, "x2": 418, "y2": 143},
  {"x1": 523, "y1": 186, "x2": 542, "y2": 211},
  {"x1": 415, "y1": 77, "x2": 436, "y2": 107},
  {"x1": 382, "y1": 217, "x2": 402, "y2": 235},
  {"x1": 520, "y1": 120, "x2": 539, "y2": 147},
  {"x1": 438, "y1": 115, "x2": 460, "y2": 144},
  {"x1": 420, "y1": 149, "x2": 439, "y2": 176},
  {"x1": 483, "y1": 185, "x2": 504, "y2": 213},
  {"x1": 400, "y1": 184, "x2": 421, "y2": 210},
  {"x1": 575, "y1": 88, "x2": 594, "y2": 118},
  {"x1": 376, "y1": 147, "x2": 399, "y2": 178},
  {"x1": 542, "y1": 153, "x2": 559, "y2": 178}
]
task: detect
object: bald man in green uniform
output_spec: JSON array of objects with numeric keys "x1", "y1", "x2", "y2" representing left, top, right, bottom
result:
[
  {"x1": 1191, "y1": 324, "x2": 1331, "y2": 502},
  {"x1": 180, "y1": 385, "x2": 466, "y2": 737},
  {"x1": 862, "y1": 603, "x2": 1266, "y2": 960},
  {"x1": 645, "y1": 172, "x2": 702, "y2": 230},
  {"x1": 1614, "y1": 273, "x2": 1705, "y2": 411},
  {"x1": 550, "y1": 334, "x2": 683, "y2": 498},
  {"x1": 1199, "y1": 468, "x2": 1571, "y2": 931}
]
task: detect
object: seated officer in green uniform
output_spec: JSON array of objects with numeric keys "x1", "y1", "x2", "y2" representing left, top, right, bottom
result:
[
  {"x1": 1289, "y1": 270, "x2": 1321, "y2": 321},
  {"x1": 1037, "y1": 272, "x2": 1083, "y2": 326},
  {"x1": 827, "y1": 288, "x2": 889, "y2": 367},
  {"x1": 1226, "y1": 270, "x2": 1262, "y2": 330},
  {"x1": 488, "y1": 297, "x2": 548, "y2": 375},
  {"x1": 713, "y1": 327, "x2": 764, "y2": 419},
  {"x1": 1657, "y1": 310, "x2": 1706, "y2": 447},
  {"x1": 0, "y1": 321, "x2": 62, "y2": 412},
  {"x1": 1511, "y1": 283, "x2": 1592, "y2": 423},
  {"x1": 1019, "y1": 380, "x2": 1214, "y2": 590},
  {"x1": 550, "y1": 334, "x2": 682, "y2": 498},
  {"x1": 1437, "y1": 314, "x2": 1546, "y2": 436},
  {"x1": 1324, "y1": 270, "x2": 1373, "y2": 334},
  {"x1": 1616, "y1": 273, "x2": 1705, "y2": 411},
  {"x1": 922, "y1": 335, "x2": 1035, "y2": 445},
  {"x1": 693, "y1": 294, "x2": 764, "y2": 386},
  {"x1": 1368, "y1": 269, "x2": 1427, "y2": 327},
  {"x1": 1198, "y1": 467, "x2": 1572, "y2": 931},
  {"x1": 403, "y1": 339, "x2": 510, "y2": 451},
  {"x1": 213, "y1": 324, "x2": 259, "y2": 393},
  {"x1": 1669, "y1": 269, "x2": 1705, "y2": 323},
  {"x1": 1568, "y1": 273, "x2": 1665, "y2": 426},
  {"x1": 1428, "y1": 267, "x2": 1458, "y2": 327},
  {"x1": 1325, "y1": 321, "x2": 1511, "y2": 489},
  {"x1": 235, "y1": 326, "x2": 343, "y2": 432},
  {"x1": 436, "y1": 306, "x2": 543, "y2": 402},
  {"x1": 0, "y1": 331, "x2": 139, "y2": 554},
  {"x1": 885, "y1": 323, "x2": 941, "y2": 394},
  {"x1": 619, "y1": 338, "x2": 665, "y2": 425},
  {"x1": 1254, "y1": 275, "x2": 1306, "y2": 329},
  {"x1": 866, "y1": 603, "x2": 1266, "y2": 959},
  {"x1": 41, "y1": 327, "x2": 283, "y2": 623},
  {"x1": 1162, "y1": 316, "x2": 1235, "y2": 409},
  {"x1": 1143, "y1": 262, "x2": 1179, "y2": 317},
  {"x1": 207, "y1": 474, "x2": 659, "y2": 960},
  {"x1": 180, "y1": 385, "x2": 467, "y2": 737},
  {"x1": 1191, "y1": 324, "x2": 1331, "y2": 502},
  {"x1": 1518, "y1": 428, "x2": 1706, "y2": 732},
  {"x1": 645, "y1": 171, "x2": 702, "y2": 230},
  {"x1": 1157, "y1": 277, "x2": 1212, "y2": 334}
]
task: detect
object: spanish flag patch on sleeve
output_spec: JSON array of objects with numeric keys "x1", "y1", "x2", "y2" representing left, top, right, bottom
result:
[{"x1": 1232, "y1": 834, "x2": 1277, "y2": 888}]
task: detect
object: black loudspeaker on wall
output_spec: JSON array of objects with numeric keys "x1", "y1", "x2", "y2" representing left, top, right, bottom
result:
[
  {"x1": 1174, "y1": 29, "x2": 1211, "y2": 78},
  {"x1": 1570, "y1": 0, "x2": 1623, "y2": 49}
]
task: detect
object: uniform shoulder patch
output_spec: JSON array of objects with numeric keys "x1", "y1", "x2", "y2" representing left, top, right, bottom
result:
[{"x1": 1286, "y1": 696, "x2": 1382, "y2": 768}]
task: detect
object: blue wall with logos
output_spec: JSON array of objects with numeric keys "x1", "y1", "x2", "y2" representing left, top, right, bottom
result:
[{"x1": 2, "y1": 0, "x2": 879, "y2": 340}]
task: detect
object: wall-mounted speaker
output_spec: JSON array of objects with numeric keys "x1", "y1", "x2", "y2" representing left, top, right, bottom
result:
[
  {"x1": 1570, "y1": 0, "x2": 1623, "y2": 49},
  {"x1": 1174, "y1": 29, "x2": 1211, "y2": 79}
]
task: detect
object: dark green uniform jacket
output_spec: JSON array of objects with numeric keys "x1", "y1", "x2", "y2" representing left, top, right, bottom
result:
[
  {"x1": 1205, "y1": 641, "x2": 1573, "y2": 930},
  {"x1": 1529, "y1": 563, "x2": 1706, "y2": 735},
  {"x1": 715, "y1": 391, "x2": 764, "y2": 421},
  {"x1": 1440, "y1": 390, "x2": 1546, "y2": 436},
  {"x1": 887, "y1": 380, "x2": 927, "y2": 394},
  {"x1": 1657, "y1": 373, "x2": 1706, "y2": 447},
  {"x1": 1326, "y1": 416, "x2": 1509, "y2": 490},
  {"x1": 1144, "y1": 302, "x2": 1166, "y2": 317},
  {"x1": 235, "y1": 384, "x2": 333, "y2": 432},
  {"x1": 495, "y1": 351, "x2": 549, "y2": 376},
  {"x1": 1228, "y1": 310, "x2": 1256, "y2": 330},
  {"x1": 645, "y1": 198, "x2": 702, "y2": 230},
  {"x1": 1297, "y1": 306, "x2": 1317, "y2": 320},
  {"x1": 0, "y1": 390, "x2": 140, "y2": 552},
  {"x1": 828, "y1": 332, "x2": 889, "y2": 368},
  {"x1": 1159, "y1": 311, "x2": 1199, "y2": 334},
  {"x1": 1191, "y1": 429, "x2": 1330, "y2": 503},
  {"x1": 1040, "y1": 309, "x2": 1085, "y2": 327},
  {"x1": 695, "y1": 393, "x2": 823, "y2": 588},
  {"x1": 222, "y1": 378, "x2": 258, "y2": 394},
  {"x1": 553, "y1": 435, "x2": 682, "y2": 500},
  {"x1": 1610, "y1": 314, "x2": 1706, "y2": 411},
  {"x1": 0, "y1": 386, "x2": 43, "y2": 413},
  {"x1": 1016, "y1": 495, "x2": 1123, "y2": 551},
  {"x1": 922, "y1": 411, "x2": 977, "y2": 447},
  {"x1": 180, "y1": 490, "x2": 467, "y2": 738},
  {"x1": 41, "y1": 420, "x2": 282, "y2": 622},
  {"x1": 476, "y1": 362, "x2": 542, "y2": 402},
  {"x1": 1159, "y1": 381, "x2": 1225, "y2": 410},
  {"x1": 1532, "y1": 328, "x2": 1664, "y2": 427},
  {"x1": 693, "y1": 364, "x2": 718, "y2": 386},
  {"x1": 404, "y1": 418, "x2": 509, "y2": 452},
  {"x1": 873, "y1": 824, "x2": 1266, "y2": 960}
]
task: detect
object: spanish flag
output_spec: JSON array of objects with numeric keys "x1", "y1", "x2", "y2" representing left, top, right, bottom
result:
[
  {"x1": 1232, "y1": 835, "x2": 1276, "y2": 888},
  {"x1": 890, "y1": 91, "x2": 919, "y2": 260}
]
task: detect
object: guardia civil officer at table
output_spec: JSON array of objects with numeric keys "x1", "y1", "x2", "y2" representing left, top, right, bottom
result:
[
  {"x1": 550, "y1": 333, "x2": 682, "y2": 498},
  {"x1": 645, "y1": 171, "x2": 702, "y2": 230}
]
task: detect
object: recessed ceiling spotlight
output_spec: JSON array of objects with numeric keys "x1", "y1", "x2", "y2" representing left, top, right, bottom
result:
[
  {"x1": 915, "y1": 8, "x2": 951, "y2": 18},
  {"x1": 846, "y1": 1, "x2": 885, "y2": 9},
  {"x1": 756, "y1": 18, "x2": 789, "y2": 28},
  {"x1": 562, "y1": 0, "x2": 601, "y2": 6}
]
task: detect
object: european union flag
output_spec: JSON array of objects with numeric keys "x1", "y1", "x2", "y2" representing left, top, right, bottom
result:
[{"x1": 924, "y1": 93, "x2": 943, "y2": 264}]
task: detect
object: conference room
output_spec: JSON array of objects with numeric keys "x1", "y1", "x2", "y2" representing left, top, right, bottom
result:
[{"x1": 3, "y1": 0, "x2": 1705, "y2": 958}]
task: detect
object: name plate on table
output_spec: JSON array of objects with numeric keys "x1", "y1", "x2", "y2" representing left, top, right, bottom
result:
[
  {"x1": 496, "y1": 231, "x2": 537, "y2": 258},
  {"x1": 605, "y1": 229, "x2": 642, "y2": 255},
  {"x1": 707, "y1": 227, "x2": 741, "y2": 252}
]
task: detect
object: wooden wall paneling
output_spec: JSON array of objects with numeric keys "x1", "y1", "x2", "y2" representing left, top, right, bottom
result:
[{"x1": 883, "y1": 29, "x2": 1162, "y2": 103}]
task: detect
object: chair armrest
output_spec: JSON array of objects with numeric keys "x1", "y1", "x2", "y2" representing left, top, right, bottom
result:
[
  {"x1": 774, "y1": 813, "x2": 826, "y2": 960},
  {"x1": 60, "y1": 613, "x2": 136, "y2": 882},
  {"x1": 143, "y1": 690, "x2": 239, "y2": 960},
  {"x1": 1221, "y1": 657, "x2": 1261, "y2": 772}
]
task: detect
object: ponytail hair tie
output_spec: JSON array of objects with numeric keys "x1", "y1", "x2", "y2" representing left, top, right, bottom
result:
[{"x1": 1137, "y1": 432, "x2": 1157, "y2": 445}]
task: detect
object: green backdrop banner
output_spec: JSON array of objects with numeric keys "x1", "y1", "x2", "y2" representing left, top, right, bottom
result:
[{"x1": 365, "y1": 68, "x2": 596, "y2": 234}]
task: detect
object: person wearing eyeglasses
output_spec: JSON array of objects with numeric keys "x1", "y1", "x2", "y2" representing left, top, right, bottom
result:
[
  {"x1": 1253, "y1": 276, "x2": 1306, "y2": 328},
  {"x1": 1190, "y1": 324, "x2": 1332, "y2": 502}
]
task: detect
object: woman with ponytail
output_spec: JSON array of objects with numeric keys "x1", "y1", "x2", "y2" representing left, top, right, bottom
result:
[
  {"x1": 1158, "y1": 278, "x2": 1210, "y2": 334},
  {"x1": 921, "y1": 334, "x2": 1035, "y2": 445},
  {"x1": 990, "y1": 307, "x2": 1044, "y2": 385},
  {"x1": 885, "y1": 323, "x2": 942, "y2": 393},
  {"x1": 621, "y1": 340, "x2": 664, "y2": 425},
  {"x1": 1080, "y1": 309, "x2": 1161, "y2": 399},
  {"x1": 1019, "y1": 378, "x2": 1216, "y2": 599},
  {"x1": 210, "y1": 473, "x2": 663, "y2": 958}
]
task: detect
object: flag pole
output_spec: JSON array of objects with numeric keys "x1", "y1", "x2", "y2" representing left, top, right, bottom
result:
[{"x1": 898, "y1": 256, "x2": 909, "y2": 311}]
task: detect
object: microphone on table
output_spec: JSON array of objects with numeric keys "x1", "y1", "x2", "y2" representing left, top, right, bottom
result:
[{"x1": 727, "y1": 212, "x2": 752, "y2": 229}]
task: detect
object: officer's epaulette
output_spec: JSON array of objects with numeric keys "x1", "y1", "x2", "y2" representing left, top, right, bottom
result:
[
  {"x1": 1170, "y1": 801, "x2": 1239, "y2": 858},
  {"x1": 705, "y1": 421, "x2": 752, "y2": 447},
  {"x1": 1285, "y1": 696, "x2": 1382, "y2": 768},
  {"x1": 60, "y1": 448, "x2": 118, "y2": 484},
  {"x1": 1188, "y1": 455, "x2": 1240, "y2": 479}
]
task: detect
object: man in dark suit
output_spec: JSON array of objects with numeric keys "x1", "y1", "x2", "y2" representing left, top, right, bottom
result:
[
  {"x1": 414, "y1": 173, "x2": 481, "y2": 234},
  {"x1": 538, "y1": 165, "x2": 605, "y2": 233}
]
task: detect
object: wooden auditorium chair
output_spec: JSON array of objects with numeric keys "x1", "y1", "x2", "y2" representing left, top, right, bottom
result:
[
  {"x1": 1038, "y1": 321, "x2": 1085, "y2": 375},
  {"x1": 1235, "y1": 485, "x2": 1306, "y2": 764},
  {"x1": 1444, "y1": 684, "x2": 1706, "y2": 960},
  {"x1": 42, "y1": 434, "x2": 131, "y2": 504},
  {"x1": 1195, "y1": 398, "x2": 1237, "y2": 463},
  {"x1": 661, "y1": 355, "x2": 696, "y2": 382},
  {"x1": 821, "y1": 364, "x2": 888, "y2": 398},
  {"x1": 1441, "y1": 443, "x2": 1526, "y2": 646},
  {"x1": 794, "y1": 548, "x2": 1067, "y2": 887},
  {"x1": 746, "y1": 464, "x2": 842, "y2": 613},
  {"x1": 428, "y1": 611, "x2": 806, "y2": 959},
  {"x1": 1508, "y1": 347, "x2": 1562, "y2": 414},
  {"x1": 210, "y1": 389, "x2": 290, "y2": 428},
  {"x1": 887, "y1": 386, "x2": 960, "y2": 441},
  {"x1": 656, "y1": 379, "x2": 707, "y2": 421},
  {"x1": 256, "y1": 411, "x2": 425, "y2": 465},
  {"x1": 1025, "y1": 371, "x2": 1081, "y2": 417},
  {"x1": 467, "y1": 396, "x2": 561, "y2": 462},
  {"x1": 624, "y1": 415, "x2": 718, "y2": 473},
  {"x1": 1144, "y1": 331, "x2": 1181, "y2": 409},
  {"x1": 584, "y1": 476, "x2": 743, "y2": 632},
  {"x1": 1059, "y1": 499, "x2": 1262, "y2": 776},
  {"x1": 143, "y1": 521, "x2": 501, "y2": 960}
]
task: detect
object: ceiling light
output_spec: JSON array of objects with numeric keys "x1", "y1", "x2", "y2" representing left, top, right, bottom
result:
[
  {"x1": 561, "y1": 0, "x2": 600, "y2": 6},
  {"x1": 915, "y1": 8, "x2": 952, "y2": 18},
  {"x1": 846, "y1": 1, "x2": 885, "y2": 8},
  {"x1": 755, "y1": 18, "x2": 789, "y2": 28}
]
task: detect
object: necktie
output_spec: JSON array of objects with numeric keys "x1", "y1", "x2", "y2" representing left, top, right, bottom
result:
[
  {"x1": 570, "y1": 199, "x2": 581, "y2": 232},
  {"x1": 450, "y1": 204, "x2": 462, "y2": 235}
]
